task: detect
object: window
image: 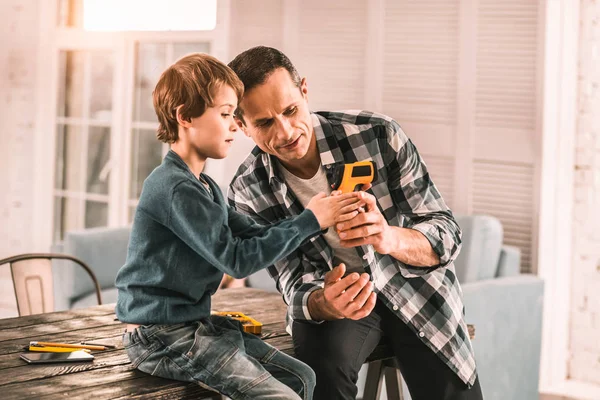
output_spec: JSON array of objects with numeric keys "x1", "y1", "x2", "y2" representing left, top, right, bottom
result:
[
  {"x1": 128, "y1": 42, "x2": 211, "y2": 221},
  {"x1": 53, "y1": 50, "x2": 114, "y2": 241},
  {"x1": 46, "y1": 0, "x2": 227, "y2": 244}
]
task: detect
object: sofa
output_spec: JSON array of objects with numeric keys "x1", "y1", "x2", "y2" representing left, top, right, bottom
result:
[{"x1": 53, "y1": 215, "x2": 544, "y2": 400}]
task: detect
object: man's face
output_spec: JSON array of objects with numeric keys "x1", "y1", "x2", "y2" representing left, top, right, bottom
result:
[{"x1": 238, "y1": 68, "x2": 315, "y2": 167}]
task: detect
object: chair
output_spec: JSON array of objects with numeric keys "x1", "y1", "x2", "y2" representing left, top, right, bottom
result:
[{"x1": 0, "y1": 253, "x2": 102, "y2": 316}]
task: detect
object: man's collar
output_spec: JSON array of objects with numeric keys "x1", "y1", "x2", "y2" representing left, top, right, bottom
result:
[{"x1": 263, "y1": 112, "x2": 345, "y2": 185}]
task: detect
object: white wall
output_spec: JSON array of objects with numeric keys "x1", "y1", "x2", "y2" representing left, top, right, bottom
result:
[
  {"x1": 569, "y1": 0, "x2": 600, "y2": 386},
  {"x1": 0, "y1": 0, "x2": 40, "y2": 259},
  {"x1": 227, "y1": 0, "x2": 542, "y2": 273}
]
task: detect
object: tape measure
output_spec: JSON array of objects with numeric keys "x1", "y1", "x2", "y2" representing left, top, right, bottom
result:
[{"x1": 212, "y1": 311, "x2": 263, "y2": 335}]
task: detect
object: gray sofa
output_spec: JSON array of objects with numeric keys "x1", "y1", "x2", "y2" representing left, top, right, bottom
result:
[{"x1": 53, "y1": 215, "x2": 544, "y2": 400}]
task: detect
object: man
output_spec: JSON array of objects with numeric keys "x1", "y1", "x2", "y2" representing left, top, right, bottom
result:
[{"x1": 227, "y1": 46, "x2": 483, "y2": 400}]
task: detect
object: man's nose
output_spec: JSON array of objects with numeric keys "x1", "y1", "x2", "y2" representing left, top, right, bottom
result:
[{"x1": 275, "y1": 118, "x2": 294, "y2": 140}]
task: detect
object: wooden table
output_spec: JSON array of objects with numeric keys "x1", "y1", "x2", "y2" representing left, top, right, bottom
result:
[{"x1": 0, "y1": 287, "x2": 400, "y2": 399}]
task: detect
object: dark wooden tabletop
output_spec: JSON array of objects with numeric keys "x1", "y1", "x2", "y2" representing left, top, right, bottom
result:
[{"x1": 0, "y1": 287, "x2": 396, "y2": 399}]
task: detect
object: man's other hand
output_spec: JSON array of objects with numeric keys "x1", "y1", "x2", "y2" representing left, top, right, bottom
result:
[{"x1": 308, "y1": 263, "x2": 377, "y2": 321}]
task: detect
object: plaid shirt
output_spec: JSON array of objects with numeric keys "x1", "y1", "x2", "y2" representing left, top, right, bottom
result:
[{"x1": 228, "y1": 111, "x2": 477, "y2": 386}]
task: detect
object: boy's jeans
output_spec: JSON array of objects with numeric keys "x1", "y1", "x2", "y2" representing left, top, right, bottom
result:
[{"x1": 123, "y1": 315, "x2": 315, "y2": 400}]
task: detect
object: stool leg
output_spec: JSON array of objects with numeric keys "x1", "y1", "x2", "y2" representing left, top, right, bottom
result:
[
  {"x1": 363, "y1": 361, "x2": 385, "y2": 400},
  {"x1": 384, "y1": 365, "x2": 404, "y2": 400}
]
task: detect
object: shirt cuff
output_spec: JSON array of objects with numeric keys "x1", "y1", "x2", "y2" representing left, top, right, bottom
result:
[{"x1": 290, "y1": 281, "x2": 325, "y2": 322}]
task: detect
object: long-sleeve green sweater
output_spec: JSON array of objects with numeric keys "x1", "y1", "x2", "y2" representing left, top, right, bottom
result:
[{"x1": 115, "y1": 150, "x2": 321, "y2": 324}]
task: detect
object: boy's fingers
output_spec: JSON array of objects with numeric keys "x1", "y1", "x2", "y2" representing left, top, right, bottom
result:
[{"x1": 334, "y1": 211, "x2": 359, "y2": 223}]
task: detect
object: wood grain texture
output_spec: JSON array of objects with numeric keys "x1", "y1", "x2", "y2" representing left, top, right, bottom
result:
[{"x1": 0, "y1": 288, "x2": 474, "y2": 399}]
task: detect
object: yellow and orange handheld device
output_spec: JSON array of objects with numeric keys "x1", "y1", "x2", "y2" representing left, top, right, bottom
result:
[
  {"x1": 330, "y1": 161, "x2": 377, "y2": 193},
  {"x1": 212, "y1": 311, "x2": 263, "y2": 335}
]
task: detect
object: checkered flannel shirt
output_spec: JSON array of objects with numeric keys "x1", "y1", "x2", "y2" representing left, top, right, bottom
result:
[{"x1": 228, "y1": 111, "x2": 477, "y2": 386}]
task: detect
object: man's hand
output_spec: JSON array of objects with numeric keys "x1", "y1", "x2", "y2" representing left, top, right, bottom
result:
[
  {"x1": 336, "y1": 191, "x2": 397, "y2": 255},
  {"x1": 336, "y1": 191, "x2": 440, "y2": 266},
  {"x1": 308, "y1": 263, "x2": 377, "y2": 321}
]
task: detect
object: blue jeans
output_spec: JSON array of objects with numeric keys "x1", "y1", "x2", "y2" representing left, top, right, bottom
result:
[{"x1": 123, "y1": 316, "x2": 315, "y2": 400}]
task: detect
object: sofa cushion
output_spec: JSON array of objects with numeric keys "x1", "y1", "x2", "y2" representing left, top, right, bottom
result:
[
  {"x1": 71, "y1": 287, "x2": 119, "y2": 310},
  {"x1": 52, "y1": 226, "x2": 131, "y2": 309},
  {"x1": 453, "y1": 215, "x2": 503, "y2": 283}
]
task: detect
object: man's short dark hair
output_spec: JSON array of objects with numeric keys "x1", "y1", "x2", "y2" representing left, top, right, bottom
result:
[{"x1": 228, "y1": 46, "x2": 302, "y2": 122}]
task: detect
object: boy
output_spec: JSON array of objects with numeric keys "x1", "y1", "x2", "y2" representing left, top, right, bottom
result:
[{"x1": 115, "y1": 53, "x2": 365, "y2": 400}]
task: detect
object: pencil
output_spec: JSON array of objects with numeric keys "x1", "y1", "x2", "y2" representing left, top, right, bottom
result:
[
  {"x1": 29, "y1": 341, "x2": 106, "y2": 351},
  {"x1": 28, "y1": 345, "x2": 91, "y2": 353}
]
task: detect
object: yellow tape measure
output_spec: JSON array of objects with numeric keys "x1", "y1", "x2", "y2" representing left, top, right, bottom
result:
[{"x1": 212, "y1": 311, "x2": 263, "y2": 335}]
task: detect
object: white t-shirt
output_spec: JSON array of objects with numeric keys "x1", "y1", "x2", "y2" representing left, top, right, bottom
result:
[{"x1": 278, "y1": 162, "x2": 365, "y2": 274}]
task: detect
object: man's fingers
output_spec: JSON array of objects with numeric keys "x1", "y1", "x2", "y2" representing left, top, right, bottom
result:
[
  {"x1": 348, "y1": 292, "x2": 377, "y2": 320},
  {"x1": 324, "y1": 263, "x2": 346, "y2": 285},
  {"x1": 349, "y1": 280, "x2": 374, "y2": 308},
  {"x1": 336, "y1": 211, "x2": 381, "y2": 232},
  {"x1": 339, "y1": 273, "x2": 370, "y2": 301},
  {"x1": 340, "y1": 223, "x2": 382, "y2": 241},
  {"x1": 339, "y1": 237, "x2": 369, "y2": 248}
]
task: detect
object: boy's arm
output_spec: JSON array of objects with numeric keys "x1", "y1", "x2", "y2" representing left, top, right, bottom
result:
[
  {"x1": 168, "y1": 181, "x2": 321, "y2": 279},
  {"x1": 227, "y1": 181, "x2": 326, "y2": 323}
]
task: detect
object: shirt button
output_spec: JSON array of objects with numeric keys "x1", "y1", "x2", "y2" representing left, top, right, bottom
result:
[
  {"x1": 362, "y1": 254, "x2": 368, "y2": 260},
  {"x1": 392, "y1": 305, "x2": 399, "y2": 311},
  {"x1": 326, "y1": 165, "x2": 331, "y2": 169},
  {"x1": 419, "y1": 331, "x2": 425, "y2": 338},
  {"x1": 187, "y1": 352, "x2": 193, "y2": 357}
]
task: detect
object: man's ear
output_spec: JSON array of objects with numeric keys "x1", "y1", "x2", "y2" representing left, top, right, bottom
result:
[
  {"x1": 235, "y1": 117, "x2": 250, "y2": 137},
  {"x1": 175, "y1": 105, "x2": 192, "y2": 128},
  {"x1": 300, "y1": 77, "x2": 308, "y2": 101}
]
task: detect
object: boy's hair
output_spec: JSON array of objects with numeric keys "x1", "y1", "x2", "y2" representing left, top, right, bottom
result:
[
  {"x1": 228, "y1": 46, "x2": 301, "y2": 123},
  {"x1": 153, "y1": 53, "x2": 244, "y2": 143}
]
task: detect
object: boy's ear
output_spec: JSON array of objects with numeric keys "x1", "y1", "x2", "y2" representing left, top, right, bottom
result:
[{"x1": 175, "y1": 105, "x2": 192, "y2": 128}]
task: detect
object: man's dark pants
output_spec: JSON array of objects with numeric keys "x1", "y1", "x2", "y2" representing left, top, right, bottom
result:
[{"x1": 292, "y1": 299, "x2": 483, "y2": 400}]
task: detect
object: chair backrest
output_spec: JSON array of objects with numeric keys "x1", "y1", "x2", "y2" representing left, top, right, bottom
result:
[
  {"x1": 453, "y1": 215, "x2": 504, "y2": 283},
  {"x1": 0, "y1": 253, "x2": 102, "y2": 316}
]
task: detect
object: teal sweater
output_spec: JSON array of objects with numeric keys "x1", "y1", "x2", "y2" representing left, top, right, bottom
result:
[{"x1": 115, "y1": 151, "x2": 321, "y2": 324}]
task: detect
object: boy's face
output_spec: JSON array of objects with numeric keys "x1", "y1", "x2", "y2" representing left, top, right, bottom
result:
[
  {"x1": 185, "y1": 85, "x2": 238, "y2": 160},
  {"x1": 237, "y1": 68, "x2": 315, "y2": 168}
]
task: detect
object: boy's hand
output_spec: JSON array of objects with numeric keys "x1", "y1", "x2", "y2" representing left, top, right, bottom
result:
[{"x1": 306, "y1": 192, "x2": 365, "y2": 229}]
